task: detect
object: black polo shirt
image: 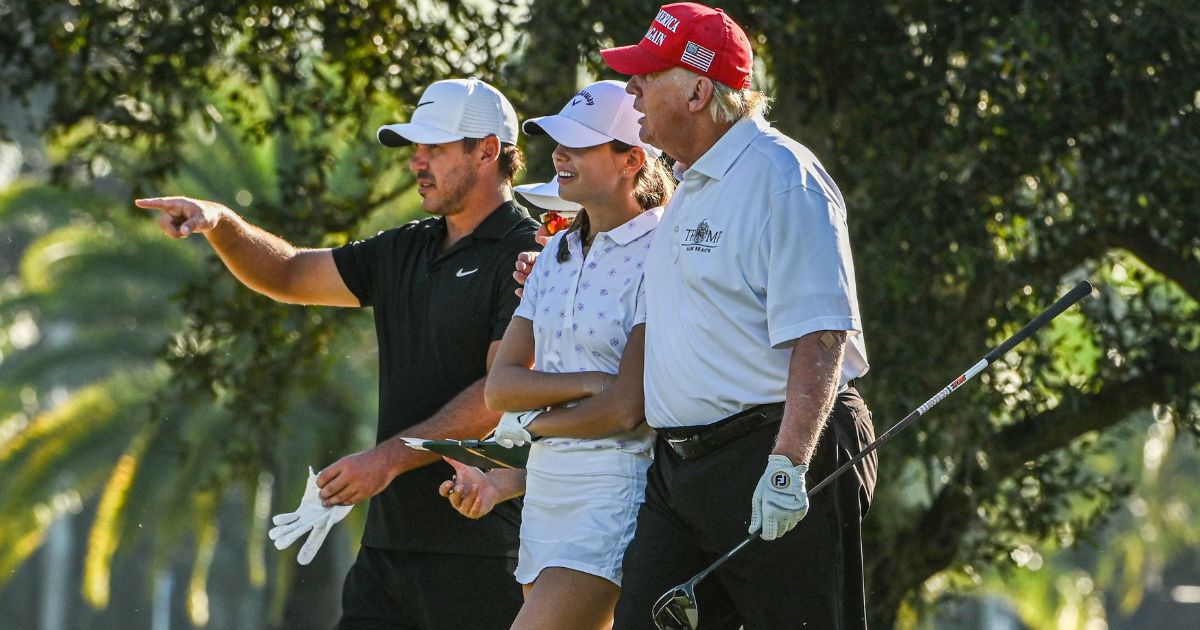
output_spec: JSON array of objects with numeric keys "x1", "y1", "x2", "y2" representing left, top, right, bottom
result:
[{"x1": 332, "y1": 201, "x2": 539, "y2": 554}]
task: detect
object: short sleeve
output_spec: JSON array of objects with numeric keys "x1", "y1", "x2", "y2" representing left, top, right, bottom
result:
[
  {"x1": 633, "y1": 275, "x2": 648, "y2": 326},
  {"x1": 514, "y1": 232, "x2": 566, "y2": 323},
  {"x1": 513, "y1": 255, "x2": 541, "y2": 323},
  {"x1": 765, "y1": 185, "x2": 862, "y2": 348},
  {"x1": 332, "y1": 229, "x2": 395, "y2": 307}
]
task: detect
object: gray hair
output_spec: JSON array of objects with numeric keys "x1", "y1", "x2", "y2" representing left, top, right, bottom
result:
[
  {"x1": 655, "y1": 67, "x2": 771, "y2": 124},
  {"x1": 707, "y1": 79, "x2": 771, "y2": 123}
]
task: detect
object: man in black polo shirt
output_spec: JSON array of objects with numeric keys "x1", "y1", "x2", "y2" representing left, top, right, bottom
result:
[{"x1": 136, "y1": 77, "x2": 537, "y2": 629}]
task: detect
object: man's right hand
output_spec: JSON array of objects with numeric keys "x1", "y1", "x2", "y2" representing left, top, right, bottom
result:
[
  {"x1": 317, "y1": 447, "x2": 396, "y2": 507},
  {"x1": 513, "y1": 224, "x2": 551, "y2": 298},
  {"x1": 268, "y1": 467, "x2": 353, "y2": 565},
  {"x1": 135, "y1": 196, "x2": 229, "y2": 238},
  {"x1": 513, "y1": 251, "x2": 541, "y2": 298}
]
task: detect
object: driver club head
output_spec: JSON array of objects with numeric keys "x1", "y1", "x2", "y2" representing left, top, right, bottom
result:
[{"x1": 652, "y1": 581, "x2": 700, "y2": 630}]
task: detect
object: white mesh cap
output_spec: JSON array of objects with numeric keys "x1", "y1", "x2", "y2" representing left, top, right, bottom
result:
[
  {"x1": 522, "y1": 80, "x2": 662, "y2": 158},
  {"x1": 378, "y1": 78, "x2": 519, "y2": 147}
]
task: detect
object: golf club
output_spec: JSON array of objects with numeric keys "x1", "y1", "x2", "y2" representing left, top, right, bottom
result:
[{"x1": 651, "y1": 279, "x2": 1095, "y2": 630}]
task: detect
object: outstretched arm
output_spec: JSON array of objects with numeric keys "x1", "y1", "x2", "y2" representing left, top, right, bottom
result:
[{"x1": 136, "y1": 196, "x2": 358, "y2": 307}]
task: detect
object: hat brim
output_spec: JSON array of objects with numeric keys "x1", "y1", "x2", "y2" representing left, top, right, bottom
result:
[
  {"x1": 376, "y1": 123, "x2": 464, "y2": 147},
  {"x1": 524, "y1": 114, "x2": 663, "y2": 159},
  {"x1": 600, "y1": 44, "x2": 676, "y2": 76},
  {"x1": 514, "y1": 181, "x2": 582, "y2": 213},
  {"x1": 522, "y1": 115, "x2": 614, "y2": 148}
]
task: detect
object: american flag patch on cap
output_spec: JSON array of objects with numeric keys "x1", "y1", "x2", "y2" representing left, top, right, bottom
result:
[{"x1": 680, "y1": 41, "x2": 715, "y2": 72}]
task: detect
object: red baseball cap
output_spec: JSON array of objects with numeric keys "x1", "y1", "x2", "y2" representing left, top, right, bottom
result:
[{"x1": 600, "y1": 3, "x2": 753, "y2": 90}]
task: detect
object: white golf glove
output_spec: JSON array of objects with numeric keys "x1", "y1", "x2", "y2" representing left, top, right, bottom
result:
[
  {"x1": 749, "y1": 455, "x2": 810, "y2": 541},
  {"x1": 493, "y1": 410, "x2": 543, "y2": 448},
  {"x1": 268, "y1": 467, "x2": 353, "y2": 565}
]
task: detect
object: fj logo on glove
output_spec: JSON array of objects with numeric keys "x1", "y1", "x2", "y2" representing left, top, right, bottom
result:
[{"x1": 771, "y1": 471, "x2": 791, "y2": 490}]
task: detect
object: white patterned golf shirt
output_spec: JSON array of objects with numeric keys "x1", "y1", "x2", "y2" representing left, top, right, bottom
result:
[
  {"x1": 643, "y1": 116, "x2": 869, "y2": 429},
  {"x1": 514, "y1": 208, "x2": 663, "y2": 453}
]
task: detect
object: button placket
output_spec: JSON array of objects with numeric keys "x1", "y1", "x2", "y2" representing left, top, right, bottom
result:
[
  {"x1": 670, "y1": 178, "x2": 701, "y2": 263},
  {"x1": 564, "y1": 233, "x2": 589, "y2": 333}
]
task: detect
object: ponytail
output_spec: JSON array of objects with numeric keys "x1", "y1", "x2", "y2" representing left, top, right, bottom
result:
[{"x1": 556, "y1": 210, "x2": 591, "y2": 263}]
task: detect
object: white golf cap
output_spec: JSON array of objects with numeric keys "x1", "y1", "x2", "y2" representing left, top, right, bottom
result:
[
  {"x1": 522, "y1": 80, "x2": 662, "y2": 158},
  {"x1": 377, "y1": 78, "x2": 519, "y2": 147},
  {"x1": 514, "y1": 180, "x2": 582, "y2": 213}
]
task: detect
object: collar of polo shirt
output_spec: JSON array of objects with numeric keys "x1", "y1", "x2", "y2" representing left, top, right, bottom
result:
[
  {"x1": 445, "y1": 201, "x2": 530, "y2": 241},
  {"x1": 566, "y1": 207, "x2": 663, "y2": 250},
  {"x1": 681, "y1": 116, "x2": 768, "y2": 182}
]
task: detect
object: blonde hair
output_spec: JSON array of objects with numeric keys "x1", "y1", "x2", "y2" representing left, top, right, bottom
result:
[
  {"x1": 707, "y1": 80, "x2": 771, "y2": 123},
  {"x1": 658, "y1": 67, "x2": 771, "y2": 124}
]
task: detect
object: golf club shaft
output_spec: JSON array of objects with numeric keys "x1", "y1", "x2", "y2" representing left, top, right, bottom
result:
[{"x1": 687, "y1": 280, "x2": 1093, "y2": 586}]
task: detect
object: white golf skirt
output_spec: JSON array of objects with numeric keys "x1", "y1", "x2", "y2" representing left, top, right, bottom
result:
[{"x1": 515, "y1": 443, "x2": 652, "y2": 587}]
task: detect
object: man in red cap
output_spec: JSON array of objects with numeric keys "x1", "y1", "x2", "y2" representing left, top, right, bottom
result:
[{"x1": 600, "y1": 3, "x2": 878, "y2": 628}]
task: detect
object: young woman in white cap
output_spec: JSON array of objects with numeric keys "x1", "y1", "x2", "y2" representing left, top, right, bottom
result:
[{"x1": 439, "y1": 79, "x2": 674, "y2": 630}]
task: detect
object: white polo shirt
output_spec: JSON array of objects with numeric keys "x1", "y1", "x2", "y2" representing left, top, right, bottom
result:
[
  {"x1": 644, "y1": 116, "x2": 868, "y2": 429},
  {"x1": 514, "y1": 208, "x2": 662, "y2": 453}
]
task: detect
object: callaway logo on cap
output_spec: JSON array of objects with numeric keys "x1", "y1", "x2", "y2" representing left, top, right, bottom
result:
[
  {"x1": 522, "y1": 80, "x2": 662, "y2": 158},
  {"x1": 600, "y1": 2, "x2": 753, "y2": 90}
]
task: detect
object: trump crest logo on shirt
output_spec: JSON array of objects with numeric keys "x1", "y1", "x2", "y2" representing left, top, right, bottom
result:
[{"x1": 682, "y1": 219, "x2": 723, "y2": 253}]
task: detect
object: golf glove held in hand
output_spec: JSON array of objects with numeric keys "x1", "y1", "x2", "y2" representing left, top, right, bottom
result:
[
  {"x1": 749, "y1": 455, "x2": 810, "y2": 541},
  {"x1": 268, "y1": 467, "x2": 352, "y2": 565},
  {"x1": 494, "y1": 410, "x2": 542, "y2": 448}
]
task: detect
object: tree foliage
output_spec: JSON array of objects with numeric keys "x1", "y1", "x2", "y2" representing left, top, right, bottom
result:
[
  {"x1": 1, "y1": 0, "x2": 1198, "y2": 628},
  {"x1": 507, "y1": 2, "x2": 1200, "y2": 621}
]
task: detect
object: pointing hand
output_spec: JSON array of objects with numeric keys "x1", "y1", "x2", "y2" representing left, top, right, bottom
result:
[{"x1": 135, "y1": 196, "x2": 229, "y2": 238}]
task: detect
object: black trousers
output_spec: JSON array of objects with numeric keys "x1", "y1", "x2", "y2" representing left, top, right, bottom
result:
[
  {"x1": 337, "y1": 546, "x2": 523, "y2": 630},
  {"x1": 613, "y1": 388, "x2": 877, "y2": 630}
]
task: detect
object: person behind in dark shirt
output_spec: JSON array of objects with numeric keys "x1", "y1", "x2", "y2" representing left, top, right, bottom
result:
[{"x1": 136, "y1": 77, "x2": 539, "y2": 630}]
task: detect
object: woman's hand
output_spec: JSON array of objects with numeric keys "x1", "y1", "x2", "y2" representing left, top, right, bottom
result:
[{"x1": 438, "y1": 458, "x2": 501, "y2": 519}]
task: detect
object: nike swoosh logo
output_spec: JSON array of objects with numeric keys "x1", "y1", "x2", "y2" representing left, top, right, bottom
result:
[
  {"x1": 415, "y1": 101, "x2": 434, "y2": 109},
  {"x1": 456, "y1": 268, "x2": 479, "y2": 277}
]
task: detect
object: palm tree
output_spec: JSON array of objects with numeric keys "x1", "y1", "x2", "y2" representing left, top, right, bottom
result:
[{"x1": 0, "y1": 80, "x2": 415, "y2": 626}]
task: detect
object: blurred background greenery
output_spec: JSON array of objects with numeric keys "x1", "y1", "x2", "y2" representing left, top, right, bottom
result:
[{"x1": 0, "y1": 1, "x2": 1197, "y2": 628}]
